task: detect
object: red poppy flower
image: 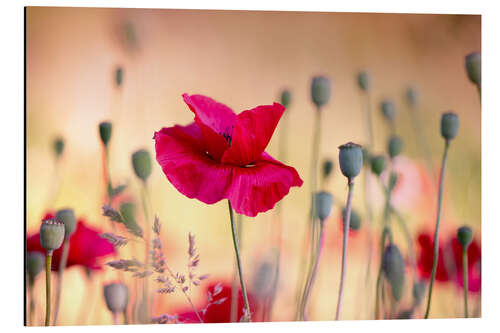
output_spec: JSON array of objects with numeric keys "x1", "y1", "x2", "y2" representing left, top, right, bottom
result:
[
  {"x1": 26, "y1": 212, "x2": 115, "y2": 271},
  {"x1": 176, "y1": 281, "x2": 260, "y2": 323},
  {"x1": 416, "y1": 231, "x2": 481, "y2": 292},
  {"x1": 154, "y1": 94, "x2": 303, "y2": 217}
]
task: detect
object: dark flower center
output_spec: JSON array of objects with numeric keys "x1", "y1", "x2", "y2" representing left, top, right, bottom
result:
[{"x1": 219, "y1": 126, "x2": 234, "y2": 147}]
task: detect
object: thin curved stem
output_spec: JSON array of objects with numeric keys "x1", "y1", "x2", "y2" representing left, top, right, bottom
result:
[
  {"x1": 335, "y1": 180, "x2": 355, "y2": 320},
  {"x1": 53, "y1": 238, "x2": 70, "y2": 325},
  {"x1": 230, "y1": 213, "x2": 243, "y2": 322},
  {"x1": 462, "y1": 249, "x2": 469, "y2": 318},
  {"x1": 140, "y1": 181, "x2": 152, "y2": 321},
  {"x1": 424, "y1": 140, "x2": 450, "y2": 318},
  {"x1": 375, "y1": 228, "x2": 393, "y2": 319},
  {"x1": 45, "y1": 253, "x2": 52, "y2": 326},
  {"x1": 390, "y1": 206, "x2": 417, "y2": 280},
  {"x1": 228, "y1": 200, "x2": 251, "y2": 322}
]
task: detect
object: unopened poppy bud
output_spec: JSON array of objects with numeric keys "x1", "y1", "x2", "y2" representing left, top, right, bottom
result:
[
  {"x1": 311, "y1": 76, "x2": 331, "y2": 108},
  {"x1": 465, "y1": 52, "x2": 481, "y2": 86},
  {"x1": 406, "y1": 87, "x2": 418, "y2": 107},
  {"x1": 342, "y1": 207, "x2": 361, "y2": 231},
  {"x1": 382, "y1": 244, "x2": 405, "y2": 302},
  {"x1": 357, "y1": 71, "x2": 371, "y2": 91},
  {"x1": 380, "y1": 100, "x2": 396, "y2": 123},
  {"x1": 115, "y1": 66, "x2": 124, "y2": 87},
  {"x1": 338, "y1": 142, "x2": 363, "y2": 180},
  {"x1": 370, "y1": 155, "x2": 386, "y2": 176},
  {"x1": 27, "y1": 251, "x2": 45, "y2": 285},
  {"x1": 99, "y1": 121, "x2": 112, "y2": 146},
  {"x1": 56, "y1": 208, "x2": 77, "y2": 238},
  {"x1": 441, "y1": 112, "x2": 459, "y2": 141},
  {"x1": 322, "y1": 159, "x2": 334, "y2": 179},
  {"x1": 103, "y1": 282, "x2": 129, "y2": 313},
  {"x1": 53, "y1": 137, "x2": 64, "y2": 158},
  {"x1": 132, "y1": 149, "x2": 152, "y2": 182},
  {"x1": 388, "y1": 172, "x2": 399, "y2": 192},
  {"x1": 280, "y1": 89, "x2": 292, "y2": 109},
  {"x1": 457, "y1": 226, "x2": 473, "y2": 250},
  {"x1": 387, "y1": 135, "x2": 403, "y2": 158},
  {"x1": 412, "y1": 279, "x2": 426, "y2": 306},
  {"x1": 314, "y1": 191, "x2": 333, "y2": 221},
  {"x1": 40, "y1": 218, "x2": 65, "y2": 252}
]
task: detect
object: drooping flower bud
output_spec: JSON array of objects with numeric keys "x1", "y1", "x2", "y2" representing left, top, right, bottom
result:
[
  {"x1": 387, "y1": 135, "x2": 403, "y2": 158},
  {"x1": 26, "y1": 251, "x2": 45, "y2": 285},
  {"x1": 342, "y1": 207, "x2": 361, "y2": 231},
  {"x1": 382, "y1": 244, "x2": 405, "y2": 302},
  {"x1": 457, "y1": 226, "x2": 473, "y2": 250},
  {"x1": 132, "y1": 149, "x2": 152, "y2": 182},
  {"x1": 314, "y1": 191, "x2": 333, "y2": 221},
  {"x1": 40, "y1": 218, "x2": 65, "y2": 252},
  {"x1": 103, "y1": 282, "x2": 129, "y2": 314},
  {"x1": 370, "y1": 155, "x2": 386, "y2": 176},
  {"x1": 406, "y1": 87, "x2": 418, "y2": 107},
  {"x1": 322, "y1": 159, "x2": 334, "y2": 180},
  {"x1": 280, "y1": 89, "x2": 292, "y2": 109},
  {"x1": 56, "y1": 208, "x2": 77, "y2": 238},
  {"x1": 380, "y1": 100, "x2": 396, "y2": 123},
  {"x1": 338, "y1": 142, "x2": 363, "y2": 180},
  {"x1": 357, "y1": 71, "x2": 371, "y2": 91},
  {"x1": 465, "y1": 52, "x2": 481, "y2": 87},
  {"x1": 311, "y1": 76, "x2": 331, "y2": 108},
  {"x1": 412, "y1": 279, "x2": 426, "y2": 306},
  {"x1": 99, "y1": 121, "x2": 113, "y2": 146},
  {"x1": 440, "y1": 112, "x2": 459, "y2": 141},
  {"x1": 115, "y1": 66, "x2": 123, "y2": 88},
  {"x1": 53, "y1": 137, "x2": 65, "y2": 158}
]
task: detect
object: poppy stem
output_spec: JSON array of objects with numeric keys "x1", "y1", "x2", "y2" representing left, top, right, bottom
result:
[
  {"x1": 375, "y1": 227, "x2": 393, "y2": 319},
  {"x1": 227, "y1": 200, "x2": 251, "y2": 322},
  {"x1": 390, "y1": 206, "x2": 417, "y2": 281},
  {"x1": 28, "y1": 280, "x2": 35, "y2": 325},
  {"x1": 230, "y1": 213, "x2": 243, "y2": 322},
  {"x1": 462, "y1": 248, "x2": 469, "y2": 318},
  {"x1": 424, "y1": 140, "x2": 450, "y2": 319},
  {"x1": 45, "y1": 251, "x2": 52, "y2": 326},
  {"x1": 53, "y1": 238, "x2": 70, "y2": 325},
  {"x1": 335, "y1": 179, "x2": 355, "y2": 320},
  {"x1": 140, "y1": 181, "x2": 152, "y2": 322}
]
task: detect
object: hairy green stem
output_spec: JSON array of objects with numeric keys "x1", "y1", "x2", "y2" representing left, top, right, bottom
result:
[
  {"x1": 462, "y1": 249, "x2": 469, "y2": 318},
  {"x1": 424, "y1": 140, "x2": 450, "y2": 319},
  {"x1": 230, "y1": 213, "x2": 243, "y2": 322},
  {"x1": 45, "y1": 252, "x2": 52, "y2": 326},
  {"x1": 53, "y1": 238, "x2": 70, "y2": 325}
]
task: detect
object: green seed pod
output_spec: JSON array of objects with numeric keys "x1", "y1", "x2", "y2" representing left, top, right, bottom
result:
[
  {"x1": 465, "y1": 52, "x2": 481, "y2": 86},
  {"x1": 342, "y1": 207, "x2": 362, "y2": 231},
  {"x1": 380, "y1": 100, "x2": 396, "y2": 123},
  {"x1": 103, "y1": 282, "x2": 129, "y2": 313},
  {"x1": 314, "y1": 191, "x2": 333, "y2": 221},
  {"x1": 56, "y1": 208, "x2": 77, "y2": 238},
  {"x1": 357, "y1": 71, "x2": 371, "y2": 91},
  {"x1": 311, "y1": 76, "x2": 331, "y2": 108},
  {"x1": 99, "y1": 121, "x2": 112, "y2": 146},
  {"x1": 412, "y1": 279, "x2": 426, "y2": 306},
  {"x1": 322, "y1": 159, "x2": 334, "y2": 180},
  {"x1": 280, "y1": 89, "x2": 292, "y2": 109},
  {"x1": 382, "y1": 244, "x2": 405, "y2": 302},
  {"x1": 338, "y1": 142, "x2": 363, "y2": 180},
  {"x1": 388, "y1": 171, "x2": 399, "y2": 192},
  {"x1": 26, "y1": 251, "x2": 45, "y2": 285},
  {"x1": 40, "y1": 218, "x2": 65, "y2": 252},
  {"x1": 441, "y1": 112, "x2": 459, "y2": 141},
  {"x1": 370, "y1": 155, "x2": 386, "y2": 176},
  {"x1": 53, "y1": 137, "x2": 65, "y2": 158},
  {"x1": 457, "y1": 226, "x2": 473, "y2": 250},
  {"x1": 406, "y1": 87, "x2": 418, "y2": 107},
  {"x1": 115, "y1": 66, "x2": 124, "y2": 87},
  {"x1": 387, "y1": 135, "x2": 404, "y2": 158},
  {"x1": 132, "y1": 149, "x2": 152, "y2": 182}
]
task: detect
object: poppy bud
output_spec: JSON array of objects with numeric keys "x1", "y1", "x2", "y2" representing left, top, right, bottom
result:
[
  {"x1": 387, "y1": 135, "x2": 403, "y2": 158},
  {"x1": 40, "y1": 218, "x2": 65, "y2": 252},
  {"x1": 338, "y1": 142, "x2": 363, "y2": 180},
  {"x1": 342, "y1": 207, "x2": 361, "y2": 231},
  {"x1": 115, "y1": 66, "x2": 124, "y2": 87},
  {"x1": 119, "y1": 202, "x2": 143, "y2": 238},
  {"x1": 457, "y1": 226, "x2": 473, "y2": 250},
  {"x1": 357, "y1": 71, "x2": 371, "y2": 91},
  {"x1": 380, "y1": 100, "x2": 396, "y2": 123},
  {"x1": 441, "y1": 112, "x2": 459, "y2": 141},
  {"x1": 314, "y1": 191, "x2": 333, "y2": 221},
  {"x1": 412, "y1": 279, "x2": 426, "y2": 306},
  {"x1": 311, "y1": 76, "x2": 331, "y2": 108},
  {"x1": 370, "y1": 155, "x2": 386, "y2": 176},
  {"x1": 99, "y1": 121, "x2": 112, "y2": 146},
  {"x1": 322, "y1": 159, "x2": 334, "y2": 179},
  {"x1": 56, "y1": 208, "x2": 77, "y2": 238},
  {"x1": 388, "y1": 171, "x2": 399, "y2": 192},
  {"x1": 465, "y1": 52, "x2": 481, "y2": 86},
  {"x1": 103, "y1": 282, "x2": 129, "y2": 314},
  {"x1": 53, "y1": 137, "x2": 64, "y2": 158},
  {"x1": 406, "y1": 87, "x2": 418, "y2": 107},
  {"x1": 132, "y1": 149, "x2": 152, "y2": 182},
  {"x1": 26, "y1": 251, "x2": 45, "y2": 285},
  {"x1": 280, "y1": 89, "x2": 292, "y2": 109},
  {"x1": 382, "y1": 244, "x2": 405, "y2": 302}
]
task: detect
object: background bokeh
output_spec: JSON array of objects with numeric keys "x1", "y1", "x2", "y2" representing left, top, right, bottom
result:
[{"x1": 26, "y1": 7, "x2": 481, "y2": 324}]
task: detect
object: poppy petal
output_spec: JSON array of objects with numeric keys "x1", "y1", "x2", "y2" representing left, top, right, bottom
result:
[
  {"x1": 222, "y1": 103, "x2": 285, "y2": 165},
  {"x1": 227, "y1": 152, "x2": 303, "y2": 217},
  {"x1": 154, "y1": 124, "x2": 234, "y2": 205}
]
